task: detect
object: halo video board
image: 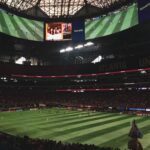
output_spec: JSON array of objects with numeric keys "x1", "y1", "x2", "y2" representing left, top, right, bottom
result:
[
  {"x1": 45, "y1": 22, "x2": 72, "y2": 41},
  {"x1": 85, "y1": 3, "x2": 138, "y2": 40},
  {"x1": 0, "y1": 9, "x2": 44, "y2": 41}
]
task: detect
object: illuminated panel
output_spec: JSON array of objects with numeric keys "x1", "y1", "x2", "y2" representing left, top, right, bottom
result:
[
  {"x1": 0, "y1": 9, "x2": 44, "y2": 41},
  {"x1": 56, "y1": 88, "x2": 116, "y2": 92},
  {"x1": 85, "y1": 3, "x2": 138, "y2": 40},
  {"x1": 45, "y1": 22, "x2": 72, "y2": 41},
  {"x1": 128, "y1": 108, "x2": 146, "y2": 111},
  {"x1": 12, "y1": 67, "x2": 150, "y2": 79}
]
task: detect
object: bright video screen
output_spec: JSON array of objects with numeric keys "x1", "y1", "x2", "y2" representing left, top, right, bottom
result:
[
  {"x1": 0, "y1": 9, "x2": 44, "y2": 41},
  {"x1": 85, "y1": 3, "x2": 138, "y2": 40},
  {"x1": 45, "y1": 22, "x2": 72, "y2": 41}
]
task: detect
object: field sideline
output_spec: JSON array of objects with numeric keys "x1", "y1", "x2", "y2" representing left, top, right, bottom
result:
[{"x1": 0, "y1": 108, "x2": 150, "y2": 150}]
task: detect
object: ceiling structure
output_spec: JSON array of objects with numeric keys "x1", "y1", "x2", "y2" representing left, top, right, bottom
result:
[{"x1": 0, "y1": 0, "x2": 131, "y2": 18}]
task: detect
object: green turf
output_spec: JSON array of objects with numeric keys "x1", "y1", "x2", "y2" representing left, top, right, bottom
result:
[
  {"x1": 0, "y1": 9, "x2": 44, "y2": 41},
  {"x1": 0, "y1": 108, "x2": 150, "y2": 149},
  {"x1": 85, "y1": 3, "x2": 139, "y2": 40}
]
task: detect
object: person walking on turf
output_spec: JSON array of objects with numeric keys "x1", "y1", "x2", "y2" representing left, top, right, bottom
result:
[{"x1": 128, "y1": 120, "x2": 143, "y2": 150}]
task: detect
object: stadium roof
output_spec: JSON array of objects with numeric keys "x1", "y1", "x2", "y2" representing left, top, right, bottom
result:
[{"x1": 0, "y1": 0, "x2": 132, "y2": 18}]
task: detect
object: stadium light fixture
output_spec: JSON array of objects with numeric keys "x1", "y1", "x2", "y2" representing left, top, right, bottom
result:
[
  {"x1": 140, "y1": 70, "x2": 147, "y2": 74},
  {"x1": 84, "y1": 42, "x2": 94, "y2": 46},
  {"x1": 146, "y1": 109, "x2": 150, "y2": 112},
  {"x1": 141, "y1": 87, "x2": 147, "y2": 90},
  {"x1": 60, "y1": 49, "x2": 66, "y2": 53},
  {"x1": 15, "y1": 57, "x2": 26, "y2": 65},
  {"x1": 92, "y1": 55, "x2": 102, "y2": 64},
  {"x1": 66, "y1": 47, "x2": 73, "y2": 52},
  {"x1": 75, "y1": 44, "x2": 84, "y2": 49}
]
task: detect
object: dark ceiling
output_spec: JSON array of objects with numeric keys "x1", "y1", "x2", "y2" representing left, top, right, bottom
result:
[{"x1": 0, "y1": 0, "x2": 134, "y2": 18}]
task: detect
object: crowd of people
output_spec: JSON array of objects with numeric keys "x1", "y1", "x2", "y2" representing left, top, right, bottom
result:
[
  {"x1": 0, "y1": 88, "x2": 150, "y2": 111},
  {"x1": 0, "y1": 133, "x2": 120, "y2": 150},
  {"x1": 0, "y1": 87, "x2": 148, "y2": 150}
]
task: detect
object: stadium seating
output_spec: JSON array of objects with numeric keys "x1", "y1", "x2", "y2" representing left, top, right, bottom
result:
[
  {"x1": 0, "y1": 132, "x2": 120, "y2": 150},
  {"x1": 0, "y1": 88, "x2": 150, "y2": 110}
]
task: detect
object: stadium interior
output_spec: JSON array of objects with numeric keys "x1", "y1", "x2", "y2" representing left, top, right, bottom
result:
[{"x1": 0, "y1": 0, "x2": 150, "y2": 150}]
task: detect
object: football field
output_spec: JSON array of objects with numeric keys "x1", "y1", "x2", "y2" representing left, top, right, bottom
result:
[{"x1": 0, "y1": 108, "x2": 150, "y2": 150}]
